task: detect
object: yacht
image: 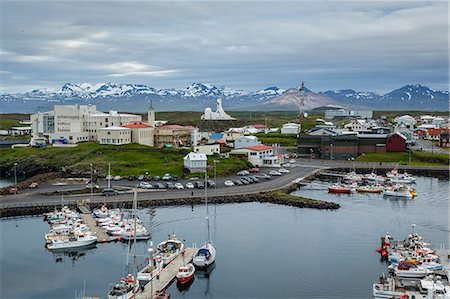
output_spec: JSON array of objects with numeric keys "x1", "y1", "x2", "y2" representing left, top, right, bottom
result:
[
  {"x1": 47, "y1": 232, "x2": 97, "y2": 250},
  {"x1": 157, "y1": 234, "x2": 185, "y2": 266}
]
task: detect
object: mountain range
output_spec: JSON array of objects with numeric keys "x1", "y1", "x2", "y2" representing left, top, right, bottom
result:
[{"x1": 0, "y1": 82, "x2": 448, "y2": 113}]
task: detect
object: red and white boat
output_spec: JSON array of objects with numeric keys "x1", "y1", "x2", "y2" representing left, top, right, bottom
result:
[
  {"x1": 176, "y1": 263, "x2": 195, "y2": 284},
  {"x1": 328, "y1": 184, "x2": 355, "y2": 194}
]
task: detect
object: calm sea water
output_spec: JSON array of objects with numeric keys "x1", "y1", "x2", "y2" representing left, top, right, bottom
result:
[{"x1": 0, "y1": 176, "x2": 448, "y2": 299}]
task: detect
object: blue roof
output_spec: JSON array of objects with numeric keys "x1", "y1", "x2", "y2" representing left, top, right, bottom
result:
[{"x1": 210, "y1": 133, "x2": 224, "y2": 140}]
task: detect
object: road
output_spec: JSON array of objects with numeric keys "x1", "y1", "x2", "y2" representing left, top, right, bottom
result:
[
  {"x1": 411, "y1": 139, "x2": 449, "y2": 155},
  {"x1": 0, "y1": 166, "x2": 321, "y2": 207}
]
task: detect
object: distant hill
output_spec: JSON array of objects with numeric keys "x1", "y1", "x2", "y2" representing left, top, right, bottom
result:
[{"x1": 0, "y1": 82, "x2": 448, "y2": 113}]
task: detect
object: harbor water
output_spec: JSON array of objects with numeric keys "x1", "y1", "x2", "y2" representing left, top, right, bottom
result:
[{"x1": 0, "y1": 176, "x2": 449, "y2": 299}]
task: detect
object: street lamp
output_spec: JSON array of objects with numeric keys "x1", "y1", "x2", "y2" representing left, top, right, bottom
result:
[
  {"x1": 213, "y1": 160, "x2": 219, "y2": 189},
  {"x1": 14, "y1": 163, "x2": 18, "y2": 194},
  {"x1": 309, "y1": 148, "x2": 313, "y2": 162},
  {"x1": 330, "y1": 144, "x2": 334, "y2": 161},
  {"x1": 90, "y1": 163, "x2": 93, "y2": 202}
]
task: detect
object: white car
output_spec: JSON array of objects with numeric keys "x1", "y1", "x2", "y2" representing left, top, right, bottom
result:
[
  {"x1": 269, "y1": 170, "x2": 282, "y2": 176},
  {"x1": 284, "y1": 163, "x2": 292, "y2": 168},
  {"x1": 113, "y1": 176, "x2": 121, "y2": 181},
  {"x1": 278, "y1": 168, "x2": 290, "y2": 174},
  {"x1": 237, "y1": 170, "x2": 249, "y2": 176},
  {"x1": 185, "y1": 182, "x2": 195, "y2": 189},
  {"x1": 174, "y1": 183, "x2": 184, "y2": 190},
  {"x1": 139, "y1": 182, "x2": 152, "y2": 189},
  {"x1": 224, "y1": 180, "x2": 235, "y2": 187},
  {"x1": 289, "y1": 159, "x2": 296, "y2": 164},
  {"x1": 162, "y1": 173, "x2": 171, "y2": 181}
]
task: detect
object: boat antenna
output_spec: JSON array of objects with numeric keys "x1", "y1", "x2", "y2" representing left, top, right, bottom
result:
[{"x1": 205, "y1": 169, "x2": 210, "y2": 244}]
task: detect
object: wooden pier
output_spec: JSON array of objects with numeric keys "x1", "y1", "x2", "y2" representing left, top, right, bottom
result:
[
  {"x1": 137, "y1": 247, "x2": 197, "y2": 299},
  {"x1": 80, "y1": 214, "x2": 118, "y2": 243}
]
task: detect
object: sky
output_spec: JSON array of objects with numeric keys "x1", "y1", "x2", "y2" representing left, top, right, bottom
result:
[{"x1": 0, "y1": 0, "x2": 448, "y2": 93}]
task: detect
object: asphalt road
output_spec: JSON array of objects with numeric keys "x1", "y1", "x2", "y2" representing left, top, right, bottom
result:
[
  {"x1": 0, "y1": 166, "x2": 320, "y2": 207},
  {"x1": 412, "y1": 139, "x2": 449, "y2": 155}
]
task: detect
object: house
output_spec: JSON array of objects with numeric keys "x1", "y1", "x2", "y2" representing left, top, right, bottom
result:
[
  {"x1": 243, "y1": 125, "x2": 266, "y2": 134},
  {"x1": 155, "y1": 125, "x2": 196, "y2": 147},
  {"x1": 223, "y1": 130, "x2": 243, "y2": 142},
  {"x1": 208, "y1": 133, "x2": 226, "y2": 144},
  {"x1": 98, "y1": 126, "x2": 131, "y2": 145},
  {"x1": 281, "y1": 123, "x2": 300, "y2": 134},
  {"x1": 439, "y1": 131, "x2": 450, "y2": 148},
  {"x1": 243, "y1": 145, "x2": 274, "y2": 167},
  {"x1": 325, "y1": 109, "x2": 373, "y2": 119},
  {"x1": 121, "y1": 123, "x2": 154, "y2": 146},
  {"x1": 194, "y1": 144, "x2": 220, "y2": 156},
  {"x1": 386, "y1": 132, "x2": 407, "y2": 152},
  {"x1": 308, "y1": 128, "x2": 338, "y2": 136},
  {"x1": 426, "y1": 128, "x2": 444, "y2": 141},
  {"x1": 183, "y1": 152, "x2": 207, "y2": 173},
  {"x1": 234, "y1": 136, "x2": 261, "y2": 149},
  {"x1": 344, "y1": 119, "x2": 371, "y2": 132}
]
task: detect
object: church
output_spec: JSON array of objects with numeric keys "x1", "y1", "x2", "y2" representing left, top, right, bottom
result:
[{"x1": 201, "y1": 98, "x2": 235, "y2": 120}]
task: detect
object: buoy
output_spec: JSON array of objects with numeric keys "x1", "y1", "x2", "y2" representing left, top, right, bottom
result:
[{"x1": 102, "y1": 239, "x2": 106, "y2": 243}]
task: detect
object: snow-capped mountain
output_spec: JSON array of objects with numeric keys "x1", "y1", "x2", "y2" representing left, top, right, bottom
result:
[{"x1": 0, "y1": 82, "x2": 448, "y2": 113}]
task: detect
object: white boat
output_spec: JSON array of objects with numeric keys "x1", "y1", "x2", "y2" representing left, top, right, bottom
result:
[
  {"x1": 157, "y1": 234, "x2": 184, "y2": 266},
  {"x1": 93, "y1": 205, "x2": 109, "y2": 218},
  {"x1": 112, "y1": 225, "x2": 151, "y2": 240},
  {"x1": 383, "y1": 187, "x2": 413, "y2": 198},
  {"x1": 420, "y1": 278, "x2": 450, "y2": 299},
  {"x1": 176, "y1": 263, "x2": 195, "y2": 284},
  {"x1": 343, "y1": 171, "x2": 363, "y2": 181},
  {"x1": 193, "y1": 172, "x2": 216, "y2": 269},
  {"x1": 394, "y1": 264, "x2": 429, "y2": 278},
  {"x1": 108, "y1": 274, "x2": 140, "y2": 299},
  {"x1": 137, "y1": 254, "x2": 163, "y2": 286},
  {"x1": 373, "y1": 281, "x2": 406, "y2": 298},
  {"x1": 47, "y1": 233, "x2": 97, "y2": 250},
  {"x1": 364, "y1": 172, "x2": 385, "y2": 183}
]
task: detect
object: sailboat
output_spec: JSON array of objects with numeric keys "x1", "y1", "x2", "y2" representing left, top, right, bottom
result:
[
  {"x1": 108, "y1": 189, "x2": 140, "y2": 299},
  {"x1": 193, "y1": 171, "x2": 216, "y2": 269}
]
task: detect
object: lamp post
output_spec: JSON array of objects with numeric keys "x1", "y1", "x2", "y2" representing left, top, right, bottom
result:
[
  {"x1": 408, "y1": 147, "x2": 412, "y2": 165},
  {"x1": 213, "y1": 160, "x2": 219, "y2": 189},
  {"x1": 14, "y1": 163, "x2": 18, "y2": 194},
  {"x1": 330, "y1": 144, "x2": 334, "y2": 161},
  {"x1": 90, "y1": 163, "x2": 93, "y2": 202},
  {"x1": 309, "y1": 148, "x2": 313, "y2": 162}
]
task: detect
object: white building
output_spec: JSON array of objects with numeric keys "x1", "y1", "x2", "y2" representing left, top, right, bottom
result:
[
  {"x1": 201, "y1": 98, "x2": 235, "y2": 120},
  {"x1": 31, "y1": 104, "x2": 142, "y2": 144},
  {"x1": 121, "y1": 123, "x2": 154, "y2": 147},
  {"x1": 194, "y1": 144, "x2": 220, "y2": 156},
  {"x1": 183, "y1": 152, "x2": 207, "y2": 173},
  {"x1": 281, "y1": 123, "x2": 301, "y2": 134},
  {"x1": 325, "y1": 109, "x2": 373, "y2": 119},
  {"x1": 234, "y1": 136, "x2": 261, "y2": 149},
  {"x1": 98, "y1": 126, "x2": 131, "y2": 145},
  {"x1": 229, "y1": 145, "x2": 282, "y2": 167},
  {"x1": 344, "y1": 119, "x2": 372, "y2": 132}
]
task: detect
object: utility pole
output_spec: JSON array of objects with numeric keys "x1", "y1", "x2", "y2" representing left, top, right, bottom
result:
[
  {"x1": 330, "y1": 144, "x2": 334, "y2": 161},
  {"x1": 213, "y1": 160, "x2": 219, "y2": 189},
  {"x1": 14, "y1": 163, "x2": 18, "y2": 194},
  {"x1": 90, "y1": 163, "x2": 93, "y2": 202}
]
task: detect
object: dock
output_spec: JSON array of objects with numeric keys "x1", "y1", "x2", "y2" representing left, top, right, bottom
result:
[
  {"x1": 137, "y1": 247, "x2": 197, "y2": 299},
  {"x1": 80, "y1": 214, "x2": 118, "y2": 243}
]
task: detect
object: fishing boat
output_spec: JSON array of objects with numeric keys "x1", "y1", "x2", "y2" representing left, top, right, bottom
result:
[
  {"x1": 372, "y1": 274, "x2": 406, "y2": 299},
  {"x1": 93, "y1": 205, "x2": 109, "y2": 218},
  {"x1": 137, "y1": 250, "x2": 163, "y2": 286},
  {"x1": 343, "y1": 171, "x2": 363, "y2": 182},
  {"x1": 328, "y1": 184, "x2": 354, "y2": 194},
  {"x1": 47, "y1": 232, "x2": 97, "y2": 250},
  {"x1": 356, "y1": 185, "x2": 383, "y2": 193},
  {"x1": 157, "y1": 234, "x2": 185, "y2": 266},
  {"x1": 364, "y1": 171, "x2": 385, "y2": 183},
  {"x1": 394, "y1": 261, "x2": 429, "y2": 278},
  {"x1": 383, "y1": 187, "x2": 413, "y2": 198},
  {"x1": 193, "y1": 172, "x2": 217, "y2": 269},
  {"x1": 176, "y1": 263, "x2": 195, "y2": 284}
]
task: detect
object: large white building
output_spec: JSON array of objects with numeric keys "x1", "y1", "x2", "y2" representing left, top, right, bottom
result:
[
  {"x1": 98, "y1": 126, "x2": 132, "y2": 145},
  {"x1": 325, "y1": 109, "x2": 373, "y2": 119},
  {"x1": 31, "y1": 104, "x2": 142, "y2": 144},
  {"x1": 281, "y1": 123, "x2": 301, "y2": 134}
]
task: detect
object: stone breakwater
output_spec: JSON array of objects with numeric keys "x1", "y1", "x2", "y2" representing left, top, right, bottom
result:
[{"x1": 0, "y1": 185, "x2": 339, "y2": 218}]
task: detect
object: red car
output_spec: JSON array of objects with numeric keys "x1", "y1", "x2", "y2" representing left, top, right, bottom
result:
[{"x1": 248, "y1": 168, "x2": 260, "y2": 173}]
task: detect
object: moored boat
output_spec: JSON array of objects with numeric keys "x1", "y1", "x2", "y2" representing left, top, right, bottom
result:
[
  {"x1": 328, "y1": 184, "x2": 354, "y2": 194},
  {"x1": 108, "y1": 274, "x2": 140, "y2": 299},
  {"x1": 157, "y1": 234, "x2": 185, "y2": 266},
  {"x1": 47, "y1": 233, "x2": 97, "y2": 250},
  {"x1": 176, "y1": 263, "x2": 195, "y2": 284}
]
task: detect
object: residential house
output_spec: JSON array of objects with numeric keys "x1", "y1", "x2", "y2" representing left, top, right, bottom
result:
[
  {"x1": 344, "y1": 119, "x2": 372, "y2": 133},
  {"x1": 208, "y1": 133, "x2": 226, "y2": 144},
  {"x1": 440, "y1": 131, "x2": 450, "y2": 148},
  {"x1": 155, "y1": 125, "x2": 196, "y2": 147},
  {"x1": 386, "y1": 132, "x2": 407, "y2": 152},
  {"x1": 234, "y1": 136, "x2": 261, "y2": 149},
  {"x1": 183, "y1": 152, "x2": 207, "y2": 173},
  {"x1": 194, "y1": 144, "x2": 220, "y2": 156}
]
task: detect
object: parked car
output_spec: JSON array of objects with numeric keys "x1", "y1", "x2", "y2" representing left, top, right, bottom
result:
[
  {"x1": 237, "y1": 170, "x2": 249, "y2": 176},
  {"x1": 284, "y1": 154, "x2": 290, "y2": 159},
  {"x1": 224, "y1": 180, "x2": 235, "y2": 187},
  {"x1": 29, "y1": 182, "x2": 39, "y2": 189},
  {"x1": 139, "y1": 182, "x2": 152, "y2": 189},
  {"x1": 172, "y1": 175, "x2": 178, "y2": 181},
  {"x1": 166, "y1": 182, "x2": 175, "y2": 189},
  {"x1": 240, "y1": 177, "x2": 252, "y2": 184},
  {"x1": 86, "y1": 183, "x2": 99, "y2": 189},
  {"x1": 185, "y1": 182, "x2": 195, "y2": 189},
  {"x1": 289, "y1": 159, "x2": 296, "y2": 164},
  {"x1": 155, "y1": 182, "x2": 165, "y2": 189},
  {"x1": 207, "y1": 180, "x2": 216, "y2": 188},
  {"x1": 248, "y1": 176, "x2": 259, "y2": 183},
  {"x1": 162, "y1": 173, "x2": 171, "y2": 181},
  {"x1": 278, "y1": 168, "x2": 290, "y2": 174},
  {"x1": 106, "y1": 175, "x2": 112, "y2": 180},
  {"x1": 137, "y1": 175, "x2": 145, "y2": 181},
  {"x1": 269, "y1": 170, "x2": 282, "y2": 176},
  {"x1": 102, "y1": 188, "x2": 119, "y2": 196},
  {"x1": 195, "y1": 181, "x2": 205, "y2": 189},
  {"x1": 128, "y1": 175, "x2": 136, "y2": 181},
  {"x1": 9, "y1": 187, "x2": 18, "y2": 194},
  {"x1": 248, "y1": 167, "x2": 260, "y2": 173},
  {"x1": 154, "y1": 176, "x2": 160, "y2": 181},
  {"x1": 145, "y1": 175, "x2": 153, "y2": 181},
  {"x1": 233, "y1": 179, "x2": 243, "y2": 186},
  {"x1": 257, "y1": 173, "x2": 271, "y2": 180},
  {"x1": 239, "y1": 177, "x2": 250, "y2": 185},
  {"x1": 189, "y1": 177, "x2": 199, "y2": 181},
  {"x1": 174, "y1": 183, "x2": 184, "y2": 189},
  {"x1": 283, "y1": 163, "x2": 292, "y2": 168},
  {"x1": 113, "y1": 176, "x2": 121, "y2": 181}
]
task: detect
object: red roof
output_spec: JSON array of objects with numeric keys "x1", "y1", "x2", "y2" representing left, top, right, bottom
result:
[
  {"x1": 245, "y1": 145, "x2": 273, "y2": 151},
  {"x1": 122, "y1": 123, "x2": 152, "y2": 129},
  {"x1": 252, "y1": 124, "x2": 266, "y2": 129}
]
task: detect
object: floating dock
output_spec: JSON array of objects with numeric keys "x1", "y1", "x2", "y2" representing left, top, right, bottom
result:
[
  {"x1": 137, "y1": 247, "x2": 197, "y2": 299},
  {"x1": 80, "y1": 214, "x2": 118, "y2": 243}
]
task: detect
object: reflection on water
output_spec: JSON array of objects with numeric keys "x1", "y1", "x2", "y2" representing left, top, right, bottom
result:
[{"x1": 0, "y1": 176, "x2": 448, "y2": 299}]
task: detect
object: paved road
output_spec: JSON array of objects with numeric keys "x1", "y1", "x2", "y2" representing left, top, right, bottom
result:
[
  {"x1": 412, "y1": 139, "x2": 449, "y2": 155},
  {"x1": 0, "y1": 166, "x2": 321, "y2": 207}
]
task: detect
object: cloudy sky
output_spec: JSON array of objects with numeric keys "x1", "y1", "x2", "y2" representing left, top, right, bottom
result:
[{"x1": 0, "y1": 1, "x2": 448, "y2": 93}]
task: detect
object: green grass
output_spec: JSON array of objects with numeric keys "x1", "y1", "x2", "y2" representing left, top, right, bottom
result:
[
  {"x1": 0, "y1": 114, "x2": 30, "y2": 129},
  {"x1": 355, "y1": 151, "x2": 449, "y2": 166},
  {"x1": 0, "y1": 142, "x2": 251, "y2": 178},
  {"x1": 255, "y1": 133, "x2": 298, "y2": 147}
]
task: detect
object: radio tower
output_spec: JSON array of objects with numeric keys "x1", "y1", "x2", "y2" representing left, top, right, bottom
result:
[{"x1": 298, "y1": 80, "x2": 306, "y2": 123}]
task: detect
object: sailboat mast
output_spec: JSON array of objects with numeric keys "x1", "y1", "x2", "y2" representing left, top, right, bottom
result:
[
  {"x1": 132, "y1": 188, "x2": 138, "y2": 295},
  {"x1": 205, "y1": 170, "x2": 210, "y2": 244},
  {"x1": 108, "y1": 163, "x2": 111, "y2": 188}
]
